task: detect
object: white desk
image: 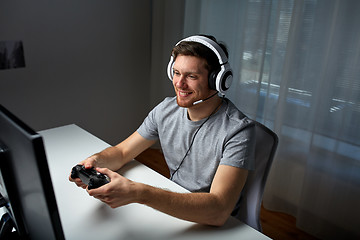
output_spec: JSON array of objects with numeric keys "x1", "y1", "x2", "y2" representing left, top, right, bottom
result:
[{"x1": 39, "y1": 124, "x2": 270, "y2": 240}]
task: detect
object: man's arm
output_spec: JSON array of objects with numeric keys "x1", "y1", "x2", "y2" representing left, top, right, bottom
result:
[
  {"x1": 69, "y1": 131, "x2": 156, "y2": 186},
  {"x1": 88, "y1": 164, "x2": 248, "y2": 226}
]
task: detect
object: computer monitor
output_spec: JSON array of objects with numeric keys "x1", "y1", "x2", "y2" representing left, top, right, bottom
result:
[{"x1": 0, "y1": 104, "x2": 65, "y2": 240}]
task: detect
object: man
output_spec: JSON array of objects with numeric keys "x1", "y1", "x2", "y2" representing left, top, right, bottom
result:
[{"x1": 69, "y1": 35, "x2": 255, "y2": 226}]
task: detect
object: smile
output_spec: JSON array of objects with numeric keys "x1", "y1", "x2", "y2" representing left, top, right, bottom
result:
[{"x1": 179, "y1": 91, "x2": 192, "y2": 97}]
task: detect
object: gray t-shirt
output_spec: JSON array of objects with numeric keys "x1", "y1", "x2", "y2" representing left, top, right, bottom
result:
[{"x1": 137, "y1": 97, "x2": 255, "y2": 192}]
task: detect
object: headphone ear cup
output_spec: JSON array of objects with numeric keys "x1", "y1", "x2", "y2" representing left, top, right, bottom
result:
[
  {"x1": 217, "y1": 70, "x2": 233, "y2": 94},
  {"x1": 208, "y1": 70, "x2": 219, "y2": 91},
  {"x1": 221, "y1": 71, "x2": 233, "y2": 91},
  {"x1": 167, "y1": 56, "x2": 175, "y2": 81}
]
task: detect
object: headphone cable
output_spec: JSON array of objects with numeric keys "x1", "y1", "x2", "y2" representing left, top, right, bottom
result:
[{"x1": 170, "y1": 97, "x2": 224, "y2": 180}]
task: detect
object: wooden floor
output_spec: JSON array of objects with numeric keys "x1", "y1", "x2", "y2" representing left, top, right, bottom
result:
[
  {"x1": 135, "y1": 148, "x2": 319, "y2": 240},
  {"x1": 260, "y1": 205, "x2": 319, "y2": 240}
]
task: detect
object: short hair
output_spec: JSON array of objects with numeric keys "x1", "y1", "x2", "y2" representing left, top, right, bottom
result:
[{"x1": 171, "y1": 35, "x2": 229, "y2": 75}]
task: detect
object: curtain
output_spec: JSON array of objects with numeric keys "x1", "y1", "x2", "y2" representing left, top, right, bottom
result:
[{"x1": 183, "y1": 0, "x2": 360, "y2": 239}]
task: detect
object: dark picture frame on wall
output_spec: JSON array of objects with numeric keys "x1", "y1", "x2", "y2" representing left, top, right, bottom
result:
[{"x1": 0, "y1": 41, "x2": 25, "y2": 70}]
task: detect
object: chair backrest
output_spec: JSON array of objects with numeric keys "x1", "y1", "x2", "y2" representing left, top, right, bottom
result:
[{"x1": 232, "y1": 121, "x2": 278, "y2": 232}]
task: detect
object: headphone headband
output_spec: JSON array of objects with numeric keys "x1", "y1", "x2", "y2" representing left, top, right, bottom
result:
[
  {"x1": 167, "y1": 35, "x2": 233, "y2": 95},
  {"x1": 175, "y1": 35, "x2": 229, "y2": 65}
]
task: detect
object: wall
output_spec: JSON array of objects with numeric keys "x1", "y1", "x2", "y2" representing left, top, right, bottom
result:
[
  {"x1": 149, "y1": 0, "x2": 185, "y2": 107},
  {"x1": 0, "y1": 0, "x2": 151, "y2": 145}
]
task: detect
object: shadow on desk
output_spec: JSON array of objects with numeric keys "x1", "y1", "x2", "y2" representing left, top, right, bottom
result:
[
  {"x1": 172, "y1": 217, "x2": 261, "y2": 240},
  {"x1": 181, "y1": 216, "x2": 245, "y2": 232}
]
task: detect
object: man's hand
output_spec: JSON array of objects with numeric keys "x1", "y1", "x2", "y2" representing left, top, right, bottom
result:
[
  {"x1": 86, "y1": 168, "x2": 138, "y2": 208},
  {"x1": 68, "y1": 155, "x2": 98, "y2": 188}
]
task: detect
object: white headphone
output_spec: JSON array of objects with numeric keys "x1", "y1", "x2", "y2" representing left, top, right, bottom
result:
[{"x1": 167, "y1": 35, "x2": 233, "y2": 95}]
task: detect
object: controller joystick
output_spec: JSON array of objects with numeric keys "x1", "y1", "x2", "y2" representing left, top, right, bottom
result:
[{"x1": 71, "y1": 165, "x2": 110, "y2": 189}]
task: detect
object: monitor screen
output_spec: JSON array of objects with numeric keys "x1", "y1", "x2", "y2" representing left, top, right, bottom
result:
[{"x1": 0, "y1": 104, "x2": 64, "y2": 240}]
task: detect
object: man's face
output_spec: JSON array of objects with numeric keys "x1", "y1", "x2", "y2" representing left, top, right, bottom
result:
[{"x1": 172, "y1": 55, "x2": 214, "y2": 108}]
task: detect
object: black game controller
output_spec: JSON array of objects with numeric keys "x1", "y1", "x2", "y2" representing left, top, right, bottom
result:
[{"x1": 71, "y1": 165, "x2": 110, "y2": 189}]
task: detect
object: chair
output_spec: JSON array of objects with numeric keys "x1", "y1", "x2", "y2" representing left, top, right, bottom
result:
[{"x1": 232, "y1": 121, "x2": 279, "y2": 232}]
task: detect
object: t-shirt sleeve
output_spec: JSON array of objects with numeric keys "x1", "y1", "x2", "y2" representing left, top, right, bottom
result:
[
  {"x1": 136, "y1": 104, "x2": 160, "y2": 141},
  {"x1": 220, "y1": 123, "x2": 256, "y2": 170},
  {"x1": 136, "y1": 101, "x2": 160, "y2": 140}
]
